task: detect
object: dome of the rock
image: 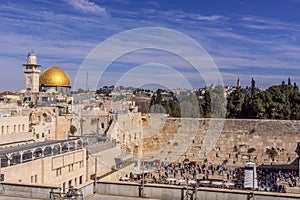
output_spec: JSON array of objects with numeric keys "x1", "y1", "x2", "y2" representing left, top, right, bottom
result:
[{"x1": 39, "y1": 66, "x2": 71, "y2": 88}]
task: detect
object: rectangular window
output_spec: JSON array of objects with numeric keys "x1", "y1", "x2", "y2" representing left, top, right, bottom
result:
[
  {"x1": 22, "y1": 124, "x2": 25, "y2": 131},
  {"x1": 68, "y1": 164, "x2": 74, "y2": 172},
  {"x1": 14, "y1": 125, "x2": 16, "y2": 132},
  {"x1": 18, "y1": 124, "x2": 21, "y2": 132},
  {"x1": 79, "y1": 176, "x2": 83, "y2": 184},
  {"x1": 56, "y1": 168, "x2": 62, "y2": 176},
  {"x1": 75, "y1": 178, "x2": 78, "y2": 186},
  {"x1": 31, "y1": 176, "x2": 33, "y2": 183},
  {"x1": 34, "y1": 175, "x2": 37, "y2": 183},
  {"x1": 79, "y1": 161, "x2": 84, "y2": 168},
  {"x1": 63, "y1": 182, "x2": 66, "y2": 193},
  {"x1": 1, "y1": 126, "x2": 4, "y2": 134},
  {"x1": 6, "y1": 126, "x2": 9, "y2": 133}
]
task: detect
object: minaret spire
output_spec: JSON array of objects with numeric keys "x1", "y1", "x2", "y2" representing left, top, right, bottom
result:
[
  {"x1": 86, "y1": 71, "x2": 89, "y2": 92},
  {"x1": 22, "y1": 50, "x2": 41, "y2": 93}
]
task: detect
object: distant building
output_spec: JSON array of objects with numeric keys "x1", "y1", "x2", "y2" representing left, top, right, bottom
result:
[
  {"x1": 22, "y1": 50, "x2": 41, "y2": 93},
  {"x1": 20, "y1": 50, "x2": 72, "y2": 109},
  {"x1": 0, "y1": 114, "x2": 32, "y2": 147},
  {"x1": 0, "y1": 91, "x2": 20, "y2": 105}
]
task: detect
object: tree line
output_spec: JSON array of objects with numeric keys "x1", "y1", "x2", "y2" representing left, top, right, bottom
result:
[{"x1": 148, "y1": 78, "x2": 300, "y2": 120}]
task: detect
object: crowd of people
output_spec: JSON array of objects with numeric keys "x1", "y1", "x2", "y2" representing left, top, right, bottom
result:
[{"x1": 120, "y1": 161, "x2": 299, "y2": 193}]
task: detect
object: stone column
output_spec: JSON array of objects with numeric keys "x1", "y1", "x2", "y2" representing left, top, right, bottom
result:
[
  {"x1": 58, "y1": 144, "x2": 62, "y2": 154},
  {"x1": 75, "y1": 140, "x2": 78, "y2": 150},
  {"x1": 30, "y1": 148, "x2": 36, "y2": 160},
  {"x1": 19, "y1": 151, "x2": 24, "y2": 163},
  {"x1": 51, "y1": 144, "x2": 56, "y2": 155},
  {"x1": 41, "y1": 146, "x2": 46, "y2": 157},
  {"x1": 6, "y1": 153, "x2": 13, "y2": 166}
]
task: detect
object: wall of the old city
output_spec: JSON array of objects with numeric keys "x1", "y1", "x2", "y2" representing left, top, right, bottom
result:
[{"x1": 140, "y1": 116, "x2": 300, "y2": 167}]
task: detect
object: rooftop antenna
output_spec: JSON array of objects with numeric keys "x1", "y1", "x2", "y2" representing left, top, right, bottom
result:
[{"x1": 86, "y1": 71, "x2": 89, "y2": 92}]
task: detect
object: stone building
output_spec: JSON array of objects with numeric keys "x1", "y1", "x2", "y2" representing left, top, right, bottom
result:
[
  {"x1": 108, "y1": 111, "x2": 142, "y2": 153},
  {"x1": 20, "y1": 50, "x2": 72, "y2": 110},
  {"x1": 73, "y1": 105, "x2": 110, "y2": 136},
  {"x1": 0, "y1": 50, "x2": 91, "y2": 190},
  {"x1": 30, "y1": 106, "x2": 73, "y2": 141},
  {"x1": 0, "y1": 112, "x2": 32, "y2": 147},
  {"x1": 22, "y1": 50, "x2": 41, "y2": 93},
  {"x1": 0, "y1": 139, "x2": 87, "y2": 190},
  {"x1": 0, "y1": 91, "x2": 20, "y2": 105}
]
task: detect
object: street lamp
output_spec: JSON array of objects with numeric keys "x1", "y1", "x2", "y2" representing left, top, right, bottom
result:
[
  {"x1": 183, "y1": 158, "x2": 190, "y2": 200},
  {"x1": 141, "y1": 159, "x2": 145, "y2": 198},
  {"x1": 134, "y1": 144, "x2": 145, "y2": 198}
]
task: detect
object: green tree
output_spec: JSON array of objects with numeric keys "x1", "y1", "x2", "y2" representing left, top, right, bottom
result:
[
  {"x1": 202, "y1": 90, "x2": 211, "y2": 117},
  {"x1": 210, "y1": 85, "x2": 227, "y2": 118},
  {"x1": 251, "y1": 78, "x2": 256, "y2": 97},
  {"x1": 177, "y1": 90, "x2": 200, "y2": 118},
  {"x1": 226, "y1": 87, "x2": 244, "y2": 118},
  {"x1": 248, "y1": 93, "x2": 265, "y2": 119}
]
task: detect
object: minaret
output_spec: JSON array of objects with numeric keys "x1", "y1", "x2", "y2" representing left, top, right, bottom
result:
[
  {"x1": 22, "y1": 50, "x2": 41, "y2": 93},
  {"x1": 237, "y1": 78, "x2": 241, "y2": 88}
]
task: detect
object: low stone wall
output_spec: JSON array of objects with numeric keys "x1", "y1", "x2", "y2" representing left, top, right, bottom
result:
[
  {"x1": 1, "y1": 181, "x2": 300, "y2": 200},
  {"x1": 0, "y1": 182, "x2": 56, "y2": 199},
  {"x1": 77, "y1": 181, "x2": 94, "y2": 198},
  {"x1": 97, "y1": 181, "x2": 300, "y2": 200},
  {"x1": 0, "y1": 181, "x2": 94, "y2": 199},
  {"x1": 98, "y1": 181, "x2": 140, "y2": 197}
]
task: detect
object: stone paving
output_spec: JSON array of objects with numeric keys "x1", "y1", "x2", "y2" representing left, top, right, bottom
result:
[
  {"x1": 86, "y1": 194, "x2": 161, "y2": 200},
  {"x1": 0, "y1": 194, "x2": 160, "y2": 200},
  {"x1": 0, "y1": 195, "x2": 41, "y2": 200}
]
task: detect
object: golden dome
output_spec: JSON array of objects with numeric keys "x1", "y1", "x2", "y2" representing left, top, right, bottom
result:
[{"x1": 39, "y1": 66, "x2": 71, "y2": 88}]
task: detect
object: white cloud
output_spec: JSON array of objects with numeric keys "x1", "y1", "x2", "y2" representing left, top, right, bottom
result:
[
  {"x1": 197, "y1": 15, "x2": 223, "y2": 21},
  {"x1": 241, "y1": 16, "x2": 300, "y2": 31},
  {"x1": 64, "y1": 0, "x2": 108, "y2": 16}
]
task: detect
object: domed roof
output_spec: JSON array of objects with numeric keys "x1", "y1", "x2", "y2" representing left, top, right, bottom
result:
[
  {"x1": 18, "y1": 89, "x2": 27, "y2": 94},
  {"x1": 39, "y1": 66, "x2": 71, "y2": 88}
]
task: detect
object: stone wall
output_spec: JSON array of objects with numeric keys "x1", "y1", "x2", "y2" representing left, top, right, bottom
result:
[
  {"x1": 140, "y1": 116, "x2": 300, "y2": 167},
  {"x1": 0, "y1": 181, "x2": 94, "y2": 199},
  {"x1": 97, "y1": 181, "x2": 300, "y2": 200}
]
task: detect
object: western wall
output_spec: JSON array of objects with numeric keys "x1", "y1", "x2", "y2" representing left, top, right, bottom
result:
[{"x1": 138, "y1": 114, "x2": 300, "y2": 168}]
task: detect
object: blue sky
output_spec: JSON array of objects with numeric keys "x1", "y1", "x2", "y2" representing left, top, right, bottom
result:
[{"x1": 1, "y1": 0, "x2": 300, "y2": 91}]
